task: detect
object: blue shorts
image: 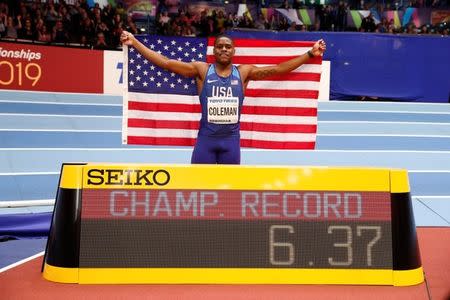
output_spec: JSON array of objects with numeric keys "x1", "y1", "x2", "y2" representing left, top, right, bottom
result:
[{"x1": 191, "y1": 135, "x2": 240, "y2": 164}]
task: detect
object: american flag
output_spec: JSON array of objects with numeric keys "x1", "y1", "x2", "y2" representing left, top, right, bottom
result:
[{"x1": 122, "y1": 35, "x2": 322, "y2": 149}]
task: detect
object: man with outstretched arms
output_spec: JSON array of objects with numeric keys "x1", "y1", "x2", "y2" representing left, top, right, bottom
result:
[{"x1": 121, "y1": 32, "x2": 326, "y2": 164}]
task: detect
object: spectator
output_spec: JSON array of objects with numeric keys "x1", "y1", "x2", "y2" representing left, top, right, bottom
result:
[
  {"x1": 96, "y1": 21, "x2": 110, "y2": 43},
  {"x1": 5, "y1": 15, "x2": 19, "y2": 39},
  {"x1": 79, "y1": 16, "x2": 95, "y2": 44},
  {"x1": 0, "y1": 9, "x2": 6, "y2": 37},
  {"x1": 277, "y1": 15, "x2": 290, "y2": 31},
  {"x1": 37, "y1": 24, "x2": 52, "y2": 42},
  {"x1": 215, "y1": 10, "x2": 226, "y2": 34},
  {"x1": 52, "y1": 20, "x2": 68, "y2": 43},
  {"x1": 226, "y1": 13, "x2": 239, "y2": 29},
  {"x1": 101, "y1": 3, "x2": 113, "y2": 26},
  {"x1": 319, "y1": 5, "x2": 333, "y2": 31},
  {"x1": 293, "y1": 0, "x2": 303, "y2": 9},
  {"x1": 44, "y1": 2, "x2": 60, "y2": 29},
  {"x1": 18, "y1": 17, "x2": 36, "y2": 40},
  {"x1": 254, "y1": 13, "x2": 266, "y2": 30},
  {"x1": 157, "y1": 11, "x2": 171, "y2": 35},
  {"x1": 361, "y1": 13, "x2": 376, "y2": 32},
  {"x1": 336, "y1": 1, "x2": 348, "y2": 31},
  {"x1": 280, "y1": 0, "x2": 291, "y2": 9},
  {"x1": 288, "y1": 21, "x2": 298, "y2": 31},
  {"x1": 93, "y1": 32, "x2": 109, "y2": 50},
  {"x1": 124, "y1": 15, "x2": 138, "y2": 35}
]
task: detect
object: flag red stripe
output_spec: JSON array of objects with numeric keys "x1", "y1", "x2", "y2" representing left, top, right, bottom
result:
[
  {"x1": 129, "y1": 119, "x2": 198, "y2": 130},
  {"x1": 208, "y1": 38, "x2": 315, "y2": 48},
  {"x1": 242, "y1": 106, "x2": 317, "y2": 116},
  {"x1": 129, "y1": 101, "x2": 316, "y2": 116},
  {"x1": 127, "y1": 136, "x2": 196, "y2": 146},
  {"x1": 240, "y1": 122, "x2": 317, "y2": 133},
  {"x1": 128, "y1": 101, "x2": 201, "y2": 113},
  {"x1": 263, "y1": 72, "x2": 321, "y2": 81},
  {"x1": 128, "y1": 119, "x2": 317, "y2": 133},
  {"x1": 241, "y1": 139, "x2": 316, "y2": 149},
  {"x1": 128, "y1": 136, "x2": 315, "y2": 149},
  {"x1": 207, "y1": 55, "x2": 322, "y2": 65},
  {"x1": 245, "y1": 89, "x2": 319, "y2": 99}
]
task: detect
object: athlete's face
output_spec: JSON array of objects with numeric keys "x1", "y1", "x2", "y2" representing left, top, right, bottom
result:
[{"x1": 213, "y1": 37, "x2": 235, "y2": 65}]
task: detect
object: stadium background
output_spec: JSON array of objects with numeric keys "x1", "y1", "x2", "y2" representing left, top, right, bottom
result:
[{"x1": 0, "y1": 0, "x2": 449, "y2": 299}]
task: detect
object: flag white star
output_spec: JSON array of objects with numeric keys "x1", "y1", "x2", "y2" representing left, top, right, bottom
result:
[
  {"x1": 143, "y1": 82, "x2": 148, "y2": 87},
  {"x1": 171, "y1": 40, "x2": 176, "y2": 45},
  {"x1": 157, "y1": 39, "x2": 162, "y2": 44},
  {"x1": 136, "y1": 76, "x2": 141, "y2": 81},
  {"x1": 156, "y1": 82, "x2": 162, "y2": 87}
]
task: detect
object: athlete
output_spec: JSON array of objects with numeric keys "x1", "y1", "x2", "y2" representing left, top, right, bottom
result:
[{"x1": 120, "y1": 31, "x2": 326, "y2": 164}]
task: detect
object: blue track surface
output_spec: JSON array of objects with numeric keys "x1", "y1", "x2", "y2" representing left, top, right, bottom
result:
[
  {"x1": 0, "y1": 91, "x2": 449, "y2": 220},
  {"x1": 1, "y1": 89, "x2": 449, "y2": 270}
]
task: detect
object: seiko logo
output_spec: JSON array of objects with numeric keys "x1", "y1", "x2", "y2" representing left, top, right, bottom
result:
[{"x1": 87, "y1": 169, "x2": 170, "y2": 186}]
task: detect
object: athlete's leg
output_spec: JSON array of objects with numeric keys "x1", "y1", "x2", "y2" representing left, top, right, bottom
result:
[
  {"x1": 217, "y1": 136, "x2": 240, "y2": 164},
  {"x1": 191, "y1": 135, "x2": 217, "y2": 164}
]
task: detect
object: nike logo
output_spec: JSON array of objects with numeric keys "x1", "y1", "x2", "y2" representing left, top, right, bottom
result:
[{"x1": 207, "y1": 79, "x2": 218, "y2": 83}]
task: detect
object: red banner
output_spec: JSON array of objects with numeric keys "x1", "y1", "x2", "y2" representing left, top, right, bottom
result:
[{"x1": 0, "y1": 42, "x2": 103, "y2": 93}]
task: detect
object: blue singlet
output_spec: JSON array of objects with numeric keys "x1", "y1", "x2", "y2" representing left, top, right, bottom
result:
[{"x1": 191, "y1": 64, "x2": 244, "y2": 164}]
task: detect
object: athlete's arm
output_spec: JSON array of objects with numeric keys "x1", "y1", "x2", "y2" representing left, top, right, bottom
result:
[
  {"x1": 240, "y1": 39, "x2": 326, "y2": 83},
  {"x1": 120, "y1": 31, "x2": 207, "y2": 78}
]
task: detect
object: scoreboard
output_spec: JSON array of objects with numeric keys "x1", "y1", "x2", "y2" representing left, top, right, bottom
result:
[{"x1": 42, "y1": 163, "x2": 423, "y2": 285}]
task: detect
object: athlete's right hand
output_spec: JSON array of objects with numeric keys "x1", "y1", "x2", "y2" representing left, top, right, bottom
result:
[{"x1": 120, "y1": 30, "x2": 135, "y2": 46}]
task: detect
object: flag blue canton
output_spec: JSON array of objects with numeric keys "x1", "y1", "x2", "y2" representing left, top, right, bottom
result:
[{"x1": 127, "y1": 35, "x2": 208, "y2": 95}]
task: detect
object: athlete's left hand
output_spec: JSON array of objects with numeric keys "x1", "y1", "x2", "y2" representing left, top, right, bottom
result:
[{"x1": 311, "y1": 39, "x2": 326, "y2": 57}]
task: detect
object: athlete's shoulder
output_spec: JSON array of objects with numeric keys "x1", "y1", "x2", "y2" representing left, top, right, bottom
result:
[
  {"x1": 192, "y1": 61, "x2": 209, "y2": 81},
  {"x1": 237, "y1": 64, "x2": 256, "y2": 83}
]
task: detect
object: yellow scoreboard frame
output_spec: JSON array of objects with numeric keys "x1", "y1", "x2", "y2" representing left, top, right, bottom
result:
[{"x1": 42, "y1": 163, "x2": 423, "y2": 286}]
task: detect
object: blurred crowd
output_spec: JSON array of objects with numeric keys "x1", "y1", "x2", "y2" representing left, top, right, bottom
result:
[
  {"x1": 156, "y1": 0, "x2": 449, "y2": 36},
  {"x1": 0, "y1": 0, "x2": 137, "y2": 49},
  {"x1": 0, "y1": 0, "x2": 449, "y2": 50}
]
